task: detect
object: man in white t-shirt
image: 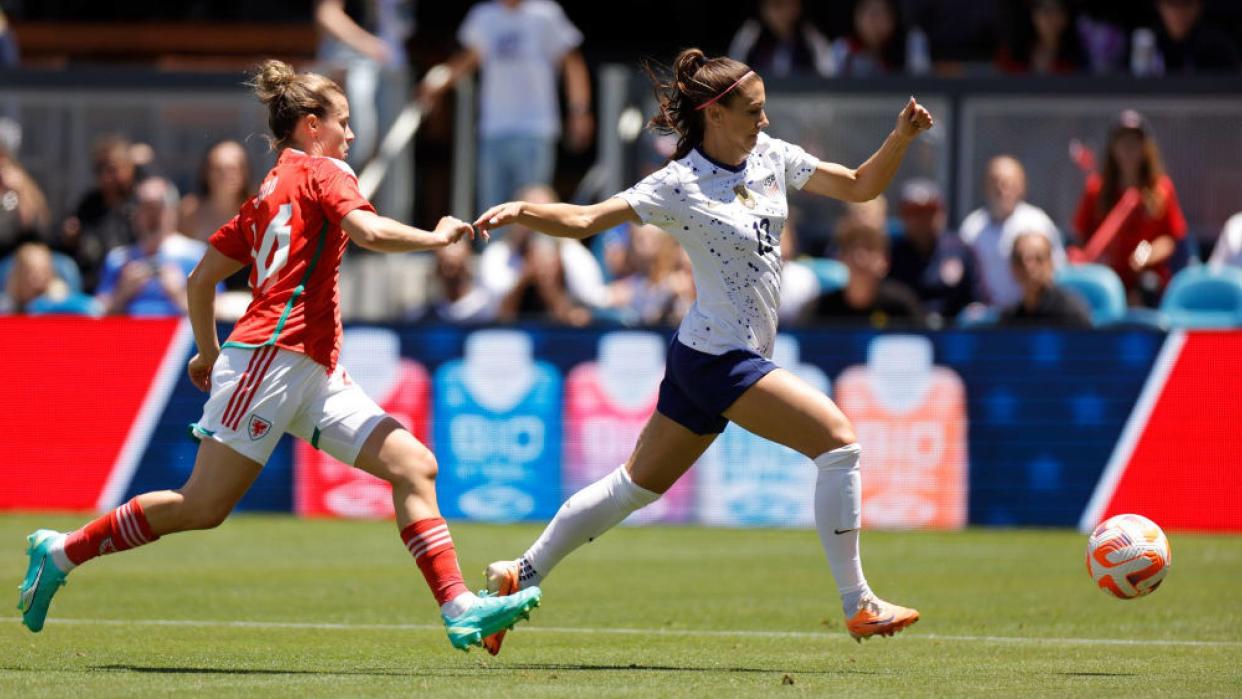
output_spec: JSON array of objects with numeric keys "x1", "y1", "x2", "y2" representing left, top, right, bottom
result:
[
  {"x1": 959, "y1": 155, "x2": 1066, "y2": 308},
  {"x1": 418, "y1": 0, "x2": 592, "y2": 211}
]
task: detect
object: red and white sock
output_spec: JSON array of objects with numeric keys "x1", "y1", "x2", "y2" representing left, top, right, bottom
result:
[
  {"x1": 53, "y1": 497, "x2": 160, "y2": 572},
  {"x1": 401, "y1": 517, "x2": 474, "y2": 616}
]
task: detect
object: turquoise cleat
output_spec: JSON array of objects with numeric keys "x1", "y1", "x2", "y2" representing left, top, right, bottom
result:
[
  {"x1": 17, "y1": 530, "x2": 69, "y2": 633},
  {"x1": 442, "y1": 586, "x2": 541, "y2": 651}
]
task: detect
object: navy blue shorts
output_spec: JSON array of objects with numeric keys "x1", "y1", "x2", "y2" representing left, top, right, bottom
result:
[{"x1": 656, "y1": 336, "x2": 778, "y2": 435}]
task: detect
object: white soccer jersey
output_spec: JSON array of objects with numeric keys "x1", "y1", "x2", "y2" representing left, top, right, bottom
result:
[{"x1": 616, "y1": 132, "x2": 820, "y2": 357}]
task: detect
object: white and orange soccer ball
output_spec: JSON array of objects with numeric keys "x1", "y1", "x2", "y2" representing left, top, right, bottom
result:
[{"x1": 1086, "y1": 514, "x2": 1171, "y2": 600}]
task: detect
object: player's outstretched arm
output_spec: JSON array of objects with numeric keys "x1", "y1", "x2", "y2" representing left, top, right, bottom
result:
[
  {"x1": 474, "y1": 197, "x2": 638, "y2": 240},
  {"x1": 342, "y1": 209, "x2": 480, "y2": 253},
  {"x1": 185, "y1": 246, "x2": 246, "y2": 391},
  {"x1": 802, "y1": 97, "x2": 934, "y2": 203}
]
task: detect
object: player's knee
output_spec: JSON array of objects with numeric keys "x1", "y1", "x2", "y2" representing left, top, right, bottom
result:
[
  {"x1": 388, "y1": 441, "x2": 438, "y2": 488},
  {"x1": 826, "y1": 418, "x2": 857, "y2": 452},
  {"x1": 180, "y1": 498, "x2": 232, "y2": 531}
]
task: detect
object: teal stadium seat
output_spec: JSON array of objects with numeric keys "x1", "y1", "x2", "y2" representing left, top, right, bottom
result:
[
  {"x1": 1159, "y1": 266, "x2": 1242, "y2": 328},
  {"x1": 1055, "y1": 264, "x2": 1126, "y2": 326},
  {"x1": 805, "y1": 258, "x2": 848, "y2": 292}
]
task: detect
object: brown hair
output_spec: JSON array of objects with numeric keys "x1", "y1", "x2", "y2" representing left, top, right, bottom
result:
[
  {"x1": 1098, "y1": 123, "x2": 1168, "y2": 219},
  {"x1": 643, "y1": 48, "x2": 753, "y2": 160},
  {"x1": 249, "y1": 60, "x2": 344, "y2": 151}
]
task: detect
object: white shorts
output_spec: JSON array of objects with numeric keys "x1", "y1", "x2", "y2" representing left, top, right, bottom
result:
[{"x1": 192, "y1": 345, "x2": 388, "y2": 465}]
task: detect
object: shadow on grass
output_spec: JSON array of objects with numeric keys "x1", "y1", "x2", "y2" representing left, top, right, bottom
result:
[
  {"x1": 1057, "y1": 672, "x2": 1138, "y2": 678},
  {"x1": 91, "y1": 664, "x2": 413, "y2": 677},
  {"x1": 507, "y1": 663, "x2": 876, "y2": 676}
]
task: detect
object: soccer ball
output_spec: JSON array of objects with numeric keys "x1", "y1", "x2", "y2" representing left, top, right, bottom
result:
[{"x1": 1086, "y1": 514, "x2": 1171, "y2": 599}]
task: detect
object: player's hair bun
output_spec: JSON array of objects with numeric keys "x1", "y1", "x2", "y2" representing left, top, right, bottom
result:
[
  {"x1": 252, "y1": 59, "x2": 298, "y2": 105},
  {"x1": 247, "y1": 59, "x2": 343, "y2": 151}
]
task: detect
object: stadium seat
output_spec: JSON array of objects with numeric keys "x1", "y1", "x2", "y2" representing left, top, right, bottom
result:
[
  {"x1": 804, "y1": 258, "x2": 848, "y2": 292},
  {"x1": 1159, "y1": 266, "x2": 1242, "y2": 328},
  {"x1": 1056, "y1": 264, "x2": 1126, "y2": 326}
]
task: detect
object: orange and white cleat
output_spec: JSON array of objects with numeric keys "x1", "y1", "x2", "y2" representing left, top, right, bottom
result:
[
  {"x1": 481, "y1": 560, "x2": 521, "y2": 656},
  {"x1": 845, "y1": 595, "x2": 919, "y2": 642}
]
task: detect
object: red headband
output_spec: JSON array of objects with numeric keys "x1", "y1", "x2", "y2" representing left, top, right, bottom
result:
[{"x1": 695, "y1": 71, "x2": 756, "y2": 111}]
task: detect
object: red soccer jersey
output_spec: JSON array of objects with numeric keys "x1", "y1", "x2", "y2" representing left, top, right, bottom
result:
[{"x1": 209, "y1": 149, "x2": 375, "y2": 371}]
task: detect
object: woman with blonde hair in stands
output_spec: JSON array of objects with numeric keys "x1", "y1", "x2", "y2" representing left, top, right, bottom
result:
[
  {"x1": 473, "y1": 47, "x2": 933, "y2": 654},
  {"x1": 18, "y1": 59, "x2": 541, "y2": 650}
]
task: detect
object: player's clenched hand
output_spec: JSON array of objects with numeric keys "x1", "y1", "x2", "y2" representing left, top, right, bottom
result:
[
  {"x1": 436, "y1": 215, "x2": 482, "y2": 246},
  {"x1": 187, "y1": 352, "x2": 216, "y2": 392},
  {"x1": 895, "y1": 97, "x2": 934, "y2": 140},
  {"x1": 473, "y1": 201, "x2": 523, "y2": 233}
]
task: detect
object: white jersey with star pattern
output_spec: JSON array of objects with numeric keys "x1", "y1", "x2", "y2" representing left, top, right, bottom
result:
[{"x1": 616, "y1": 132, "x2": 820, "y2": 357}]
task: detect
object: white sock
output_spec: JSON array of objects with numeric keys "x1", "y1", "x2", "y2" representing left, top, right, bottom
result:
[
  {"x1": 439, "y1": 590, "x2": 479, "y2": 618},
  {"x1": 48, "y1": 533, "x2": 76, "y2": 573},
  {"x1": 519, "y1": 465, "x2": 660, "y2": 587},
  {"x1": 813, "y1": 443, "x2": 871, "y2": 616}
]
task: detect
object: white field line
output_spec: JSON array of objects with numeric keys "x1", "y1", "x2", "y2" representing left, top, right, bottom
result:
[{"x1": 3, "y1": 616, "x2": 1239, "y2": 649}]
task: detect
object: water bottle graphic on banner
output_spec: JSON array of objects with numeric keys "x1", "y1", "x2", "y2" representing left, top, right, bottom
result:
[
  {"x1": 697, "y1": 335, "x2": 829, "y2": 527},
  {"x1": 434, "y1": 329, "x2": 561, "y2": 522},
  {"x1": 564, "y1": 331, "x2": 692, "y2": 523},
  {"x1": 294, "y1": 327, "x2": 430, "y2": 518},
  {"x1": 835, "y1": 335, "x2": 967, "y2": 530}
]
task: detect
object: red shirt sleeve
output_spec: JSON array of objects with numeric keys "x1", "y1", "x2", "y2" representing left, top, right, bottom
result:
[
  {"x1": 1158, "y1": 176, "x2": 1187, "y2": 241},
  {"x1": 208, "y1": 214, "x2": 252, "y2": 263},
  {"x1": 314, "y1": 160, "x2": 377, "y2": 224},
  {"x1": 1073, "y1": 174, "x2": 1102, "y2": 242}
]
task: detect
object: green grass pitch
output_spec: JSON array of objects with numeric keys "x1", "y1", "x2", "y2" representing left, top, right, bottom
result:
[{"x1": 3, "y1": 514, "x2": 1240, "y2": 697}]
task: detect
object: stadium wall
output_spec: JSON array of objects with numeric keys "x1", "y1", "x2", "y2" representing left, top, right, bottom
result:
[{"x1": 2, "y1": 318, "x2": 1239, "y2": 532}]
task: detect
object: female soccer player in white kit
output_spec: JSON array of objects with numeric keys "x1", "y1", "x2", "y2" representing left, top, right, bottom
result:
[
  {"x1": 18, "y1": 60, "x2": 540, "y2": 651},
  {"x1": 473, "y1": 49, "x2": 933, "y2": 654}
]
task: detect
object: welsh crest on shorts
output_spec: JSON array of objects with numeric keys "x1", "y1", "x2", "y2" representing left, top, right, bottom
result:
[{"x1": 248, "y1": 414, "x2": 273, "y2": 441}]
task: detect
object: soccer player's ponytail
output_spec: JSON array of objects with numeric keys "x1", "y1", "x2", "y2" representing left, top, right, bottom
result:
[
  {"x1": 644, "y1": 48, "x2": 753, "y2": 160},
  {"x1": 249, "y1": 59, "x2": 344, "y2": 151}
]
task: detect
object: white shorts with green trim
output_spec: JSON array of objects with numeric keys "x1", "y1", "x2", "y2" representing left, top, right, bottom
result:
[{"x1": 191, "y1": 345, "x2": 387, "y2": 465}]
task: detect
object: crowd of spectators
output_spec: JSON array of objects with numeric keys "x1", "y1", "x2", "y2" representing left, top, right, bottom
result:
[{"x1": 2, "y1": 0, "x2": 1242, "y2": 329}]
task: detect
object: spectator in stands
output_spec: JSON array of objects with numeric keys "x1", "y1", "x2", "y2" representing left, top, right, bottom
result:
[
  {"x1": 423, "y1": 237, "x2": 498, "y2": 323},
  {"x1": 832, "y1": 0, "x2": 929, "y2": 77},
  {"x1": 0, "y1": 7, "x2": 17, "y2": 69},
  {"x1": 478, "y1": 184, "x2": 601, "y2": 326},
  {"x1": 314, "y1": 0, "x2": 415, "y2": 167},
  {"x1": 778, "y1": 214, "x2": 819, "y2": 324},
  {"x1": 727, "y1": 0, "x2": 836, "y2": 78},
  {"x1": 96, "y1": 177, "x2": 207, "y2": 317},
  {"x1": 799, "y1": 216, "x2": 923, "y2": 328},
  {"x1": 0, "y1": 118, "x2": 52, "y2": 259},
  {"x1": 0, "y1": 242, "x2": 97, "y2": 316},
  {"x1": 179, "y1": 140, "x2": 253, "y2": 242},
  {"x1": 890, "y1": 178, "x2": 986, "y2": 323},
  {"x1": 999, "y1": 231, "x2": 1092, "y2": 327},
  {"x1": 1076, "y1": 2, "x2": 1130, "y2": 74},
  {"x1": 960, "y1": 155, "x2": 1066, "y2": 309},
  {"x1": 418, "y1": 0, "x2": 592, "y2": 211},
  {"x1": 997, "y1": 0, "x2": 1086, "y2": 75},
  {"x1": 1138, "y1": 0, "x2": 1241, "y2": 75},
  {"x1": 825, "y1": 195, "x2": 888, "y2": 258},
  {"x1": 61, "y1": 134, "x2": 140, "y2": 292},
  {"x1": 1072, "y1": 110, "x2": 1186, "y2": 306},
  {"x1": 606, "y1": 223, "x2": 695, "y2": 327},
  {"x1": 1208, "y1": 211, "x2": 1242, "y2": 270}
]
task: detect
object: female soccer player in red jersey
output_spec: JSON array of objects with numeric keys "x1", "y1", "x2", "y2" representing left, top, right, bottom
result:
[
  {"x1": 473, "y1": 49, "x2": 932, "y2": 653},
  {"x1": 18, "y1": 60, "x2": 540, "y2": 650}
]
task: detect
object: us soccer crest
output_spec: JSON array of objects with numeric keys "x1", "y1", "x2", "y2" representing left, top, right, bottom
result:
[{"x1": 247, "y1": 414, "x2": 273, "y2": 441}]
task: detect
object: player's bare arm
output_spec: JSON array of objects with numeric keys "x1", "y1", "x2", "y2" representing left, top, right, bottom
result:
[
  {"x1": 473, "y1": 196, "x2": 637, "y2": 240},
  {"x1": 342, "y1": 209, "x2": 481, "y2": 253},
  {"x1": 184, "y1": 246, "x2": 245, "y2": 391},
  {"x1": 802, "y1": 97, "x2": 934, "y2": 203}
]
